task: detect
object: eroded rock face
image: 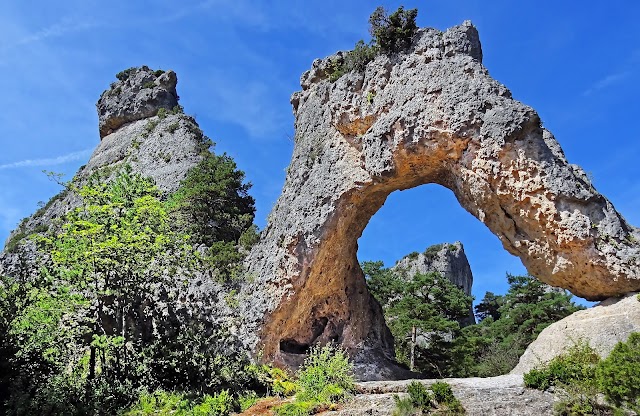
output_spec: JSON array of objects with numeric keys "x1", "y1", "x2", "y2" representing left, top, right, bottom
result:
[
  {"x1": 240, "y1": 21, "x2": 640, "y2": 378},
  {"x1": 393, "y1": 242, "x2": 475, "y2": 325},
  {"x1": 97, "y1": 66, "x2": 179, "y2": 139},
  {"x1": 511, "y1": 293, "x2": 640, "y2": 374}
]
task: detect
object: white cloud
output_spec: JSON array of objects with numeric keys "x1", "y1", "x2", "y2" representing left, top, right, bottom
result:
[
  {"x1": 2, "y1": 17, "x2": 96, "y2": 51},
  {"x1": 582, "y1": 71, "x2": 631, "y2": 96},
  {"x1": 0, "y1": 148, "x2": 92, "y2": 170}
]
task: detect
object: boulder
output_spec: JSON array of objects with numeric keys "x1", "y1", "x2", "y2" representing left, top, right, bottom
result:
[
  {"x1": 511, "y1": 292, "x2": 640, "y2": 374},
  {"x1": 96, "y1": 66, "x2": 179, "y2": 139}
]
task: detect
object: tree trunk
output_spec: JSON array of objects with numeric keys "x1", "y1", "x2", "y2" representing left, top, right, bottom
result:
[{"x1": 410, "y1": 326, "x2": 416, "y2": 371}]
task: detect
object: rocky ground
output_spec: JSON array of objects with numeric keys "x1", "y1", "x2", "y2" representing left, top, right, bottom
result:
[
  {"x1": 241, "y1": 375, "x2": 556, "y2": 415},
  {"x1": 332, "y1": 375, "x2": 555, "y2": 416}
]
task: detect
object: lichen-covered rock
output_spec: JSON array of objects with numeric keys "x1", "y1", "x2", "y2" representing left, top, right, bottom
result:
[
  {"x1": 393, "y1": 242, "x2": 475, "y2": 325},
  {"x1": 97, "y1": 66, "x2": 179, "y2": 139},
  {"x1": 511, "y1": 292, "x2": 640, "y2": 374},
  {"x1": 240, "y1": 20, "x2": 640, "y2": 379}
]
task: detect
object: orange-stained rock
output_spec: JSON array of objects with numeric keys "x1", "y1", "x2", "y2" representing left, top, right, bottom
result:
[{"x1": 238, "y1": 21, "x2": 640, "y2": 379}]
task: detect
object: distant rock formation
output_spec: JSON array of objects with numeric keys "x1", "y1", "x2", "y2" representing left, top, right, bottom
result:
[
  {"x1": 512, "y1": 292, "x2": 640, "y2": 374},
  {"x1": 392, "y1": 242, "x2": 475, "y2": 325},
  {"x1": 239, "y1": 20, "x2": 640, "y2": 380}
]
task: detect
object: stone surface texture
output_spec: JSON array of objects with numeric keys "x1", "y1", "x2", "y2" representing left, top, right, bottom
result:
[
  {"x1": 239, "y1": 21, "x2": 640, "y2": 379},
  {"x1": 97, "y1": 66, "x2": 179, "y2": 139},
  {"x1": 512, "y1": 292, "x2": 640, "y2": 374},
  {"x1": 328, "y1": 375, "x2": 555, "y2": 415},
  {"x1": 392, "y1": 242, "x2": 475, "y2": 325}
]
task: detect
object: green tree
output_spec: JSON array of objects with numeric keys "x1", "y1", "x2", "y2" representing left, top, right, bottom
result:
[
  {"x1": 166, "y1": 151, "x2": 255, "y2": 247},
  {"x1": 166, "y1": 150, "x2": 256, "y2": 281},
  {"x1": 474, "y1": 291, "x2": 502, "y2": 321},
  {"x1": 1, "y1": 166, "x2": 259, "y2": 414},
  {"x1": 460, "y1": 274, "x2": 584, "y2": 377},
  {"x1": 369, "y1": 6, "x2": 418, "y2": 53},
  {"x1": 364, "y1": 262, "x2": 472, "y2": 377}
]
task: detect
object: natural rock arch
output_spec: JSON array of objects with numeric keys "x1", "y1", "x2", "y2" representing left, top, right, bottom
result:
[{"x1": 239, "y1": 21, "x2": 640, "y2": 379}]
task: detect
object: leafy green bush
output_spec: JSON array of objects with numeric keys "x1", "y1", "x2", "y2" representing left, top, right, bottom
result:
[
  {"x1": 369, "y1": 6, "x2": 418, "y2": 53},
  {"x1": 345, "y1": 40, "x2": 378, "y2": 72},
  {"x1": 524, "y1": 342, "x2": 600, "y2": 390},
  {"x1": 523, "y1": 341, "x2": 616, "y2": 415},
  {"x1": 552, "y1": 381, "x2": 608, "y2": 416},
  {"x1": 124, "y1": 390, "x2": 233, "y2": 416},
  {"x1": 392, "y1": 395, "x2": 417, "y2": 416},
  {"x1": 396, "y1": 381, "x2": 463, "y2": 415},
  {"x1": 274, "y1": 401, "x2": 317, "y2": 416},
  {"x1": 238, "y1": 391, "x2": 259, "y2": 412},
  {"x1": 326, "y1": 6, "x2": 417, "y2": 82},
  {"x1": 167, "y1": 121, "x2": 180, "y2": 133},
  {"x1": 430, "y1": 382, "x2": 463, "y2": 412},
  {"x1": 407, "y1": 381, "x2": 432, "y2": 409},
  {"x1": 596, "y1": 332, "x2": 640, "y2": 412},
  {"x1": 116, "y1": 67, "x2": 136, "y2": 81},
  {"x1": 296, "y1": 344, "x2": 355, "y2": 404},
  {"x1": 273, "y1": 344, "x2": 355, "y2": 416}
]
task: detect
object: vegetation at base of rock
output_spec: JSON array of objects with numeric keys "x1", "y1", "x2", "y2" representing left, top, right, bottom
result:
[
  {"x1": 408, "y1": 381, "x2": 433, "y2": 409},
  {"x1": 393, "y1": 381, "x2": 464, "y2": 415},
  {"x1": 123, "y1": 390, "x2": 233, "y2": 416},
  {"x1": 274, "y1": 344, "x2": 355, "y2": 416},
  {"x1": 327, "y1": 6, "x2": 418, "y2": 82},
  {"x1": 524, "y1": 334, "x2": 640, "y2": 415},
  {"x1": 0, "y1": 166, "x2": 263, "y2": 415},
  {"x1": 364, "y1": 264, "x2": 584, "y2": 378},
  {"x1": 523, "y1": 342, "x2": 600, "y2": 390},
  {"x1": 596, "y1": 332, "x2": 640, "y2": 412}
]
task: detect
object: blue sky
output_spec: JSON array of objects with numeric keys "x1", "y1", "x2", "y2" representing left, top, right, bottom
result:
[{"x1": 1, "y1": 1, "x2": 639, "y2": 305}]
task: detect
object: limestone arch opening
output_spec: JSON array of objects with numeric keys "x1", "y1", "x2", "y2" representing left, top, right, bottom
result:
[
  {"x1": 356, "y1": 183, "x2": 528, "y2": 300},
  {"x1": 263, "y1": 174, "x2": 533, "y2": 374}
]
